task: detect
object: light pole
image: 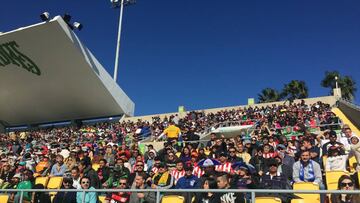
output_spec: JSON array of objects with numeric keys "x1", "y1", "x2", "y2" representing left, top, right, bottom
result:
[
  {"x1": 111, "y1": 0, "x2": 135, "y2": 82},
  {"x1": 335, "y1": 76, "x2": 339, "y2": 89}
]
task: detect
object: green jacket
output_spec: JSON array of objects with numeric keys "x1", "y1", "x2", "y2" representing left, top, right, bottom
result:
[{"x1": 17, "y1": 180, "x2": 32, "y2": 201}]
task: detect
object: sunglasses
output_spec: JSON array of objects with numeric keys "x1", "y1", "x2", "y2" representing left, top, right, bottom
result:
[
  {"x1": 136, "y1": 165, "x2": 144, "y2": 167},
  {"x1": 340, "y1": 182, "x2": 354, "y2": 187},
  {"x1": 81, "y1": 181, "x2": 89, "y2": 184},
  {"x1": 119, "y1": 183, "x2": 127, "y2": 185}
]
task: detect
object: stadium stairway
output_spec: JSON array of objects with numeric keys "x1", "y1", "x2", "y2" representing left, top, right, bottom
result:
[{"x1": 332, "y1": 107, "x2": 360, "y2": 135}]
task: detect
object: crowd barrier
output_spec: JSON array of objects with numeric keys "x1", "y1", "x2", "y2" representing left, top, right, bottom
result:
[{"x1": 1, "y1": 188, "x2": 360, "y2": 203}]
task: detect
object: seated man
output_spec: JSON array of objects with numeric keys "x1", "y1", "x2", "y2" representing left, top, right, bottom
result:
[
  {"x1": 293, "y1": 150, "x2": 324, "y2": 188},
  {"x1": 259, "y1": 159, "x2": 292, "y2": 202},
  {"x1": 151, "y1": 163, "x2": 174, "y2": 189},
  {"x1": 50, "y1": 155, "x2": 68, "y2": 177},
  {"x1": 216, "y1": 172, "x2": 245, "y2": 203}
]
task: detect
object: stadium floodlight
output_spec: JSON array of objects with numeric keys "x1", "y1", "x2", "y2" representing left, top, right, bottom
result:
[
  {"x1": 73, "y1": 22, "x2": 83, "y2": 31},
  {"x1": 40, "y1": 12, "x2": 50, "y2": 22},
  {"x1": 111, "y1": 0, "x2": 136, "y2": 82},
  {"x1": 61, "y1": 14, "x2": 83, "y2": 31},
  {"x1": 62, "y1": 14, "x2": 72, "y2": 24}
]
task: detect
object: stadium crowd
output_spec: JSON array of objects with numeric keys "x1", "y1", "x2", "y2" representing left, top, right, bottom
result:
[{"x1": 0, "y1": 100, "x2": 360, "y2": 203}]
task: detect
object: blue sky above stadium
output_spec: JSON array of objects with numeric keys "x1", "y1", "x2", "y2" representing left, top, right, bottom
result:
[{"x1": 1, "y1": 1, "x2": 360, "y2": 116}]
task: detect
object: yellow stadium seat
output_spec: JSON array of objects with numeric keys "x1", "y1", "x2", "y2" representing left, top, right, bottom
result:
[
  {"x1": 322, "y1": 155, "x2": 327, "y2": 169},
  {"x1": 291, "y1": 199, "x2": 310, "y2": 203},
  {"x1": 293, "y1": 182, "x2": 320, "y2": 203},
  {"x1": 35, "y1": 176, "x2": 49, "y2": 187},
  {"x1": 92, "y1": 163, "x2": 100, "y2": 171},
  {"x1": 99, "y1": 195, "x2": 106, "y2": 203},
  {"x1": 47, "y1": 177, "x2": 63, "y2": 189},
  {"x1": 0, "y1": 194, "x2": 9, "y2": 203},
  {"x1": 255, "y1": 197, "x2": 282, "y2": 203},
  {"x1": 325, "y1": 170, "x2": 349, "y2": 190},
  {"x1": 161, "y1": 195, "x2": 185, "y2": 203},
  {"x1": 349, "y1": 156, "x2": 357, "y2": 172}
]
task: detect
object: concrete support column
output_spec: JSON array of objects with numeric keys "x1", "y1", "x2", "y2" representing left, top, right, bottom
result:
[{"x1": 333, "y1": 88, "x2": 342, "y2": 99}]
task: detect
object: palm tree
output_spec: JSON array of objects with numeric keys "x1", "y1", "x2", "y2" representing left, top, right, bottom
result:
[
  {"x1": 321, "y1": 71, "x2": 357, "y2": 100},
  {"x1": 258, "y1": 88, "x2": 281, "y2": 103},
  {"x1": 281, "y1": 80, "x2": 309, "y2": 101}
]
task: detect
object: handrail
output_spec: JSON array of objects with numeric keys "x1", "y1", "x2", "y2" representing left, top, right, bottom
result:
[{"x1": 2, "y1": 188, "x2": 360, "y2": 203}]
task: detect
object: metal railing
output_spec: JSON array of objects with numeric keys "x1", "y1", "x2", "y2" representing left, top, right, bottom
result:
[{"x1": 1, "y1": 188, "x2": 360, "y2": 203}]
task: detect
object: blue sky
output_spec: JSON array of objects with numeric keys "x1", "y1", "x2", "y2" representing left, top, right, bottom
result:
[{"x1": 1, "y1": 1, "x2": 360, "y2": 116}]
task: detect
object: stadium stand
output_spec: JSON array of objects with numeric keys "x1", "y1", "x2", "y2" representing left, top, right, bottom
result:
[{"x1": 1, "y1": 96, "x2": 360, "y2": 203}]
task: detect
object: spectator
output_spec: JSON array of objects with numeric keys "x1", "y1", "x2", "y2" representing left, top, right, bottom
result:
[
  {"x1": 14, "y1": 170, "x2": 33, "y2": 203},
  {"x1": 171, "y1": 160, "x2": 185, "y2": 184},
  {"x1": 216, "y1": 172, "x2": 244, "y2": 203},
  {"x1": 50, "y1": 155, "x2": 68, "y2": 177},
  {"x1": 330, "y1": 175, "x2": 360, "y2": 203},
  {"x1": 151, "y1": 162, "x2": 174, "y2": 189},
  {"x1": 325, "y1": 146, "x2": 348, "y2": 171},
  {"x1": 78, "y1": 160, "x2": 100, "y2": 189},
  {"x1": 128, "y1": 161, "x2": 147, "y2": 187},
  {"x1": 236, "y1": 143, "x2": 250, "y2": 163},
  {"x1": 259, "y1": 159, "x2": 291, "y2": 202},
  {"x1": 107, "y1": 177, "x2": 130, "y2": 203},
  {"x1": 53, "y1": 177, "x2": 77, "y2": 203},
  {"x1": 322, "y1": 131, "x2": 345, "y2": 156},
  {"x1": 159, "y1": 121, "x2": 181, "y2": 142},
  {"x1": 194, "y1": 177, "x2": 219, "y2": 203},
  {"x1": 293, "y1": 150, "x2": 323, "y2": 187},
  {"x1": 129, "y1": 172, "x2": 155, "y2": 203},
  {"x1": 103, "y1": 158, "x2": 130, "y2": 189},
  {"x1": 97, "y1": 159, "x2": 111, "y2": 185},
  {"x1": 70, "y1": 167, "x2": 81, "y2": 189},
  {"x1": 31, "y1": 183, "x2": 51, "y2": 203},
  {"x1": 76, "y1": 176, "x2": 98, "y2": 203},
  {"x1": 350, "y1": 136, "x2": 360, "y2": 170}
]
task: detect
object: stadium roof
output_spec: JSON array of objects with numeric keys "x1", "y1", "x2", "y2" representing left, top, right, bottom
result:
[{"x1": 0, "y1": 16, "x2": 134, "y2": 126}]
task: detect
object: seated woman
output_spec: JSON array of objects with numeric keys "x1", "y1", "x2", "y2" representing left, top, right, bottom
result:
[
  {"x1": 194, "y1": 177, "x2": 219, "y2": 203},
  {"x1": 331, "y1": 175, "x2": 360, "y2": 203}
]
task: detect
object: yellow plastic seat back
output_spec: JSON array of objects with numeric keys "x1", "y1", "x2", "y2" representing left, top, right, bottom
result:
[
  {"x1": 325, "y1": 171, "x2": 348, "y2": 190},
  {"x1": 35, "y1": 177, "x2": 49, "y2": 188},
  {"x1": 291, "y1": 199, "x2": 310, "y2": 203},
  {"x1": 255, "y1": 197, "x2": 282, "y2": 203},
  {"x1": 293, "y1": 182, "x2": 320, "y2": 203},
  {"x1": 349, "y1": 156, "x2": 357, "y2": 172},
  {"x1": 0, "y1": 194, "x2": 9, "y2": 203},
  {"x1": 92, "y1": 163, "x2": 100, "y2": 171},
  {"x1": 161, "y1": 195, "x2": 185, "y2": 203},
  {"x1": 99, "y1": 195, "x2": 106, "y2": 203},
  {"x1": 47, "y1": 177, "x2": 63, "y2": 189}
]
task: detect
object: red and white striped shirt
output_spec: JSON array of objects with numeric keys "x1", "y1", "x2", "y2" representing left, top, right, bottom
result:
[
  {"x1": 215, "y1": 162, "x2": 233, "y2": 173},
  {"x1": 262, "y1": 152, "x2": 277, "y2": 159},
  {"x1": 151, "y1": 167, "x2": 159, "y2": 174},
  {"x1": 193, "y1": 166, "x2": 204, "y2": 178},
  {"x1": 171, "y1": 170, "x2": 185, "y2": 183}
]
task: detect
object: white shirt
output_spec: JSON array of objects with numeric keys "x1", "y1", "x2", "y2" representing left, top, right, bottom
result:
[
  {"x1": 325, "y1": 155, "x2": 348, "y2": 171},
  {"x1": 73, "y1": 177, "x2": 81, "y2": 189}
]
